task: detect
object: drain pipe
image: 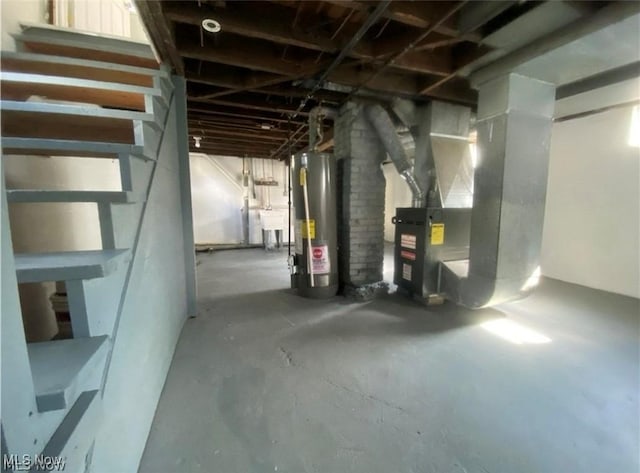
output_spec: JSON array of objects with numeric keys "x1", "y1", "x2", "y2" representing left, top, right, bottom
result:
[{"x1": 364, "y1": 104, "x2": 424, "y2": 207}]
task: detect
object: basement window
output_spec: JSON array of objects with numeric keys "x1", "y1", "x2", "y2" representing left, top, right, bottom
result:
[{"x1": 628, "y1": 105, "x2": 640, "y2": 148}]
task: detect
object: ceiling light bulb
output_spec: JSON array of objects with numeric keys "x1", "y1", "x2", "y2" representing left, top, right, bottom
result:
[
  {"x1": 202, "y1": 19, "x2": 221, "y2": 33},
  {"x1": 194, "y1": 136, "x2": 202, "y2": 148}
]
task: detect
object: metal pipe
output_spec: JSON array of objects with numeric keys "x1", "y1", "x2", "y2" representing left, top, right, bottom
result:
[
  {"x1": 346, "y1": 1, "x2": 468, "y2": 101},
  {"x1": 364, "y1": 104, "x2": 425, "y2": 207},
  {"x1": 292, "y1": 0, "x2": 391, "y2": 118},
  {"x1": 309, "y1": 106, "x2": 337, "y2": 151},
  {"x1": 300, "y1": 166, "x2": 315, "y2": 287}
]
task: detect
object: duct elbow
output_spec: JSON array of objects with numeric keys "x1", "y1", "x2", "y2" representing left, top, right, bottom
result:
[
  {"x1": 400, "y1": 169, "x2": 425, "y2": 207},
  {"x1": 364, "y1": 104, "x2": 425, "y2": 207},
  {"x1": 441, "y1": 262, "x2": 541, "y2": 309}
]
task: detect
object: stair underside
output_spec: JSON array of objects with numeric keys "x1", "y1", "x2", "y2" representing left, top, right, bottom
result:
[
  {"x1": 7, "y1": 190, "x2": 139, "y2": 204},
  {"x1": 1, "y1": 51, "x2": 163, "y2": 88},
  {"x1": 15, "y1": 249, "x2": 130, "y2": 283},
  {"x1": 1, "y1": 137, "x2": 146, "y2": 159},
  {"x1": 28, "y1": 336, "x2": 108, "y2": 412},
  {"x1": 1, "y1": 72, "x2": 159, "y2": 110},
  {"x1": 1, "y1": 109, "x2": 135, "y2": 143}
]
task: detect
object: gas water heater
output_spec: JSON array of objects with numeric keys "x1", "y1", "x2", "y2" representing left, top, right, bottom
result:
[{"x1": 290, "y1": 152, "x2": 338, "y2": 298}]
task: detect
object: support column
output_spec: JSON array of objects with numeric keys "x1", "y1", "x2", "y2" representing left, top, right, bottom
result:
[{"x1": 334, "y1": 102, "x2": 387, "y2": 299}]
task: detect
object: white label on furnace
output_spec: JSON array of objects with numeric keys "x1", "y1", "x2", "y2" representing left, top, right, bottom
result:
[
  {"x1": 294, "y1": 220, "x2": 303, "y2": 254},
  {"x1": 402, "y1": 263, "x2": 412, "y2": 281},
  {"x1": 311, "y1": 245, "x2": 330, "y2": 274},
  {"x1": 401, "y1": 234, "x2": 417, "y2": 250}
]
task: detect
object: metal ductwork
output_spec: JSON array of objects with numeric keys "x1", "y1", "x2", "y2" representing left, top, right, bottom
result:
[
  {"x1": 418, "y1": 101, "x2": 474, "y2": 208},
  {"x1": 392, "y1": 75, "x2": 555, "y2": 309},
  {"x1": 441, "y1": 73, "x2": 555, "y2": 308},
  {"x1": 364, "y1": 104, "x2": 424, "y2": 207}
]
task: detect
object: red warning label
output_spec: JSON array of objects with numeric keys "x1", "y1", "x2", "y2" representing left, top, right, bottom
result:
[
  {"x1": 401, "y1": 250, "x2": 416, "y2": 261},
  {"x1": 311, "y1": 245, "x2": 330, "y2": 274}
]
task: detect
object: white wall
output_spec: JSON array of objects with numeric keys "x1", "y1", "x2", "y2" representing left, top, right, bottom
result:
[
  {"x1": 1, "y1": 0, "x2": 46, "y2": 51},
  {"x1": 190, "y1": 154, "x2": 292, "y2": 245},
  {"x1": 382, "y1": 163, "x2": 412, "y2": 242},
  {"x1": 52, "y1": 0, "x2": 149, "y2": 42},
  {"x1": 540, "y1": 103, "x2": 640, "y2": 298}
]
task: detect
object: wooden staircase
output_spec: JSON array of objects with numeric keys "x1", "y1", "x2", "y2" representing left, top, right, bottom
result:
[{"x1": 1, "y1": 24, "x2": 174, "y2": 473}]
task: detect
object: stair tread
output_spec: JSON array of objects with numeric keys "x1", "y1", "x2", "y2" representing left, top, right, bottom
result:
[
  {"x1": 16, "y1": 23, "x2": 157, "y2": 68},
  {"x1": 1, "y1": 137, "x2": 146, "y2": 159},
  {"x1": 1, "y1": 51, "x2": 166, "y2": 88},
  {"x1": 1, "y1": 72, "x2": 160, "y2": 111},
  {"x1": 7, "y1": 189, "x2": 139, "y2": 203},
  {"x1": 15, "y1": 249, "x2": 130, "y2": 283},
  {"x1": 1, "y1": 109, "x2": 135, "y2": 143},
  {"x1": 1, "y1": 100, "x2": 153, "y2": 122},
  {"x1": 28, "y1": 336, "x2": 108, "y2": 412}
]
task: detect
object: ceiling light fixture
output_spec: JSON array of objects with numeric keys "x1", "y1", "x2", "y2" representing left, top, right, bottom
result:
[
  {"x1": 202, "y1": 18, "x2": 221, "y2": 33},
  {"x1": 194, "y1": 136, "x2": 202, "y2": 148},
  {"x1": 260, "y1": 124, "x2": 272, "y2": 130}
]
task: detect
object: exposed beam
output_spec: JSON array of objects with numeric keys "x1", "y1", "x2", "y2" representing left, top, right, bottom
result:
[
  {"x1": 457, "y1": 1, "x2": 518, "y2": 34},
  {"x1": 316, "y1": 129, "x2": 334, "y2": 152},
  {"x1": 188, "y1": 97, "x2": 310, "y2": 116},
  {"x1": 171, "y1": 5, "x2": 458, "y2": 79},
  {"x1": 186, "y1": 105, "x2": 307, "y2": 125},
  {"x1": 162, "y1": 1, "x2": 374, "y2": 57},
  {"x1": 269, "y1": 122, "x2": 308, "y2": 159},
  {"x1": 135, "y1": 0, "x2": 184, "y2": 74},
  {"x1": 187, "y1": 125, "x2": 289, "y2": 142},
  {"x1": 188, "y1": 116, "x2": 293, "y2": 132},
  {"x1": 186, "y1": 71, "x2": 345, "y2": 102},
  {"x1": 344, "y1": 1, "x2": 468, "y2": 100},
  {"x1": 176, "y1": 32, "x2": 315, "y2": 77},
  {"x1": 556, "y1": 61, "x2": 640, "y2": 100},
  {"x1": 470, "y1": 1, "x2": 640, "y2": 87},
  {"x1": 328, "y1": 65, "x2": 477, "y2": 104},
  {"x1": 323, "y1": 1, "x2": 472, "y2": 39},
  {"x1": 190, "y1": 145, "x2": 274, "y2": 158},
  {"x1": 390, "y1": 50, "x2": 452, "y2": 76}
]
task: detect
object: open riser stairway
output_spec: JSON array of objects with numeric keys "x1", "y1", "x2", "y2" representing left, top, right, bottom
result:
[{"x1": 1, "y1": 24, "x2": 178, "y2": 473}]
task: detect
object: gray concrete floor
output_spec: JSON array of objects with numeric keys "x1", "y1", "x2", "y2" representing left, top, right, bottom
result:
[{"x1": 139, "y1": 247, "x2": 639, "y2": 473}]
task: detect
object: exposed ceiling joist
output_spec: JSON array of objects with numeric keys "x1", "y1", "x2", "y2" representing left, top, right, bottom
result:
[{"x1": 137, "y1": 0, "x2": 626, "y2": 159}]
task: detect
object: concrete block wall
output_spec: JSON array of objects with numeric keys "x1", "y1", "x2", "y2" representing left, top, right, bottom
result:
[{"x1": 335, "y1": 102, "x2": 386, "y2": 288}]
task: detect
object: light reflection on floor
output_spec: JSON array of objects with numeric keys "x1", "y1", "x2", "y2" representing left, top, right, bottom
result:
[{"x1": 481, "y1": 318, "x2": 552, "y2": 345}]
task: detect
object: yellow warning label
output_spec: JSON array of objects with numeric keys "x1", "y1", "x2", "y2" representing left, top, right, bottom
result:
[
  {"x1": 430, "y1": 223, "x2": 445, "y2": 245},
  {"x1": 299, "y1": 168, "x2": 307, "y2": 186},
  {"x1": 299, "y1": 219, "x2": 315, "y2": 239}
]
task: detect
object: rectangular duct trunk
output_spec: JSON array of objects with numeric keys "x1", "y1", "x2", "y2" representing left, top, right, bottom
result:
[{"x1": 442, "y1": 73, "x2": 555, "y2": 308}]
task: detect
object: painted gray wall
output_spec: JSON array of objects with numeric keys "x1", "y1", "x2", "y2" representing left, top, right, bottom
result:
[{"x1": 90, "y1": 84, "x2": 191, "y2": 472}]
